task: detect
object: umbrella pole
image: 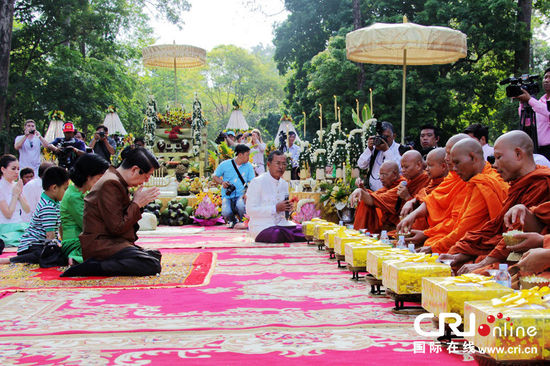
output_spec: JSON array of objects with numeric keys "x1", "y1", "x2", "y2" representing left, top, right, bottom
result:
[
  {"x1": 401, "y1": 49, "x2": 407, "y2": 145},
  {"x1": 174, "y1": 57, "x2": 178, "y2": 105}
]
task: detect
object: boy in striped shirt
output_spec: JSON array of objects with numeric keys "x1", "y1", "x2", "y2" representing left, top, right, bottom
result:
[{"x1": 0, "y1": 166, "x2": 69, "y2": 264}]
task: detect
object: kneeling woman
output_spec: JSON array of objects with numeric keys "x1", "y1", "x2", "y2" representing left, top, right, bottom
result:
[{"x1": 61, "y1": 154, "x2": 110, "y2": 264}]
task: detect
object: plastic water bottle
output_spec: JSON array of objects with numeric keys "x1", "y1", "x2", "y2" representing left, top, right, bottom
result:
[
  {"x1": 339, "y1": 220, "x2": 344, "y2": 227},
  {"x1": 380, "y1": 230, "x2": 390, "y2": 245},
  {"x1": 396, "y1": 235, "x2": 406, "y2": 249},
  {"x1": 495, "y1": 263, "x2": 512, "y2": 288},
  {"x1": 407, "y1": 243, "x2": 416, "y2": 253}
]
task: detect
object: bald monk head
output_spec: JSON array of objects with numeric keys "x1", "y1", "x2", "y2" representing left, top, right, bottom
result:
[
  {"x1": 425, "y1": 147, "x2": 448, "y2": 180},
  {"x1": 494, "y1": 130, "x2": 536, "y2": 181},
  {"x1": 445, "y1": 133, "x2": 471, "y2": 169},
  {"x1": 400, "y1": 150, "x2": 424, "y2": 180},
  {"x1": 450, "y1": 138, "x2": 485, "y2": 182},
  {"x1": 379, "y1": 161, "x2": 400, "y2": 189}
]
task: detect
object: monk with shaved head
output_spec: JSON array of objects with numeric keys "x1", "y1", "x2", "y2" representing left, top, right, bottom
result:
[
  {"x1": 441, "y1": 130, "x2": 550, "y2": 274},
  {"x1": 351, "y1": 151, "x2": 430, "y2": 232}
]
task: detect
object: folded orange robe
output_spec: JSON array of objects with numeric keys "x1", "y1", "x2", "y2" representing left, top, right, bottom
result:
[
  {"x1": 423, "y1": 163, "x2": 508, "y2": 254},
  {"x1": 353, "y1": 177, "x2": 404, "y2": 231},
  {"x1": 357, "y1": 172, "x2": 431, "y2": 233},
  {"x1": 449, "y1": 166, "x2": 550, "y2": 260},
  {"x1": 411, "y1": 175, "x2": 446, "y2": 230}
]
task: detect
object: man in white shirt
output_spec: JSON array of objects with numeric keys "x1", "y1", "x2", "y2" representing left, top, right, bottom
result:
[
  {"x1": 464, "y1": 123, "x2": 494, "y2": 161},
  {"x1": 283, "y1": 131, "x2": 301, "y2": 180},
  {"x1": 356, "y1": 121, "x2": 402, "y2": 191},
  {"x1": 246, "y1": 150, "x2": 305, "y2": 243},
  {"x1": 14, "y1": 120, "x2": 51, "y2": 176}
]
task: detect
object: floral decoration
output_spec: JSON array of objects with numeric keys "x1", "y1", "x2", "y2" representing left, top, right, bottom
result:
[
  {"x1": 105, "y1": 105, "x2": 117, "y2": 113},
  {"x1": 48, "y1": 110, "x2": 65, "y2": 121},
  {"x1": 292, "y1": 199, "x2": 320, "y2": 223}
]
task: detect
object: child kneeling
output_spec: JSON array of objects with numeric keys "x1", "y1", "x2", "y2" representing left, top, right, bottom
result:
[{"x1": 0, "y1": 166, "x2": 69, "y2": 264}]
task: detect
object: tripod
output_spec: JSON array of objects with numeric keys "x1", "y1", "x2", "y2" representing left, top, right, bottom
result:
[{"x1": 520, "y1": 102, "x2": 538, "y2": 153}]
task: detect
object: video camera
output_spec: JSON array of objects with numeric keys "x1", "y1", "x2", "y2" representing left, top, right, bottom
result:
[
  {"x1": 500, "y1": 74, "x2": 540, "y2": 98},
  {"x1": 56, "y1": 139, "x2": 77, "y2": 168},
  {"x1": 374, "y1": 121, "x2": 388, "y2": 146}
]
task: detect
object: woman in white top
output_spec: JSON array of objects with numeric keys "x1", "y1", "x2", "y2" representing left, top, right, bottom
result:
[
  {"x1": 248, "y1": 129, "x2": 266, "y2": 175},
  {"x1": 0, "y1": 155, "x2": 30, "y2": 249}
]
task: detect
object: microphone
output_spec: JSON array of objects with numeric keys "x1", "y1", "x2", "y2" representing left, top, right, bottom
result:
[{"x1": 395, "y1": 181, "x2": 408, "y2": 213}]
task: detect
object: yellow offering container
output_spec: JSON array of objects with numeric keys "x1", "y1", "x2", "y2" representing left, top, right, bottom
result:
[
  {"x1": 313, "y1": 222, "x2": 338, "y2": 240},
  {"x1": 324, "y1": 227, "x2": 346, "y2": 249},
  {"x1": 334, "y1": 235, "x2": 364, "y2": 256},
  {"x1": 464, "y1": 288, "x2": 550, "y2": 361},
  {"x1": 366, "y1": 249, "x2": 412, "y2": 279},
  {"x1": 421, "y1": 275, "x2": 514, "y2": 319},
  {"x1": 382, "y1": 261, "x2": 451, "y2": 295},
  {"x1": 344, "y1": 241, "x2": 391, "y2": 267},
  {"x1": 303, "y1": 219, "x2": 327, "y2": 236}
]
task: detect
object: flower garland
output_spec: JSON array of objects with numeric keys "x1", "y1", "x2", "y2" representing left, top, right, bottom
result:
[
  {"x1": 157, "y1": 109, "x2": 192, "y2": 128},
  {"x1": 48, "y1": 110, "x2": 65, "y2": 121},
  {"x1": 105, "y1": 105, "x2": 117, "y2": 113}
]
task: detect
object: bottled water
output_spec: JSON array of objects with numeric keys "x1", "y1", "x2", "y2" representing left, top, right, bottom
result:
[
  {"x1": 407, "y1": 243, "x2": 416, "y2": 253},
  {"x1": 396, "y1": 235, "x2": 406, "y2": 249},
  {"x1": 495, "y1": 263, "x2": 512, "y2": 288},
  {"x1": 380, "y1": 230, "x2": 390, "y2": 245},
  {"x1": 339, "y1": 220, "x2": 344, "y2": 227}
]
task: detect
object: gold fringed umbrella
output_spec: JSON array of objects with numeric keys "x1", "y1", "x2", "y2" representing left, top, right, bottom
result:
[
  {"x1": 142, "y1": 43, "x2": 206, "y2": 104},
  {"x1": 346, "y1": 17, "x2": 467, "y2": 143}
]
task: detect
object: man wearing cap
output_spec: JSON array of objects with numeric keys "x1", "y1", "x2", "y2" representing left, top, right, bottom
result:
[
  {"x1": 48, "y1": 122, "x2": 86, "y2": 169},
  {"x1": 225, "y1": 131, "x2": 237, "y2": 148}
]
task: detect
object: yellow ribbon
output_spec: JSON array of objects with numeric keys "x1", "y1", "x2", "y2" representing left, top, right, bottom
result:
[
  {"x1": 389, "y1": 253, "x2": 439, "y2": 264},
  {"x1": 491, "y1": 286, "x2": 550, "y2": 307},
  {"x1": 443, "y1": 273, "x2": 495, "y2": 286}
]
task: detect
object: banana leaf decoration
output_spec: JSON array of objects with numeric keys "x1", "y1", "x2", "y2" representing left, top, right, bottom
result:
[{"x1": 351, "y1": 104, "x2": 373, "y2": 128}]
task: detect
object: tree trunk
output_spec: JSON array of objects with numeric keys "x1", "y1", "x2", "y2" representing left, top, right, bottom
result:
[
  {"x1": 0, "y1": 0, "x2": 15, "y2": 152},
  {"x1": 353, "y1": 0, "x2": 365, "y2": 91},
  {"x1": 515, "y1": 0, "x2": 532, "y2": 74}
]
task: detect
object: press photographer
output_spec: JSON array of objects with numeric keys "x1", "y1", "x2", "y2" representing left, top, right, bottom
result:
[
  {"x1": 356, "y1": 121, "x2": 402, "y2": 191},
  {"x1": 49, "y1": 122, "x2": 86, "y2": 169},
  {"x1": 90, "y1": 125, "x2": 116, "y2": 162},
  {"x1": 504, "y1": 68, "x2": 550, "y2": 159}
]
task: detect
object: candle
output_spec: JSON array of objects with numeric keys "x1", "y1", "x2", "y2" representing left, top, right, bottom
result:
[
  {"x1": 370, "y1": 88, "x2": 373, "y2": 116},
  {"x1": 286, "y1": 123, "x2": 289, "y2": 148},
  {"x1": 343, "y1": 162, "x2": 346, "y2": 184},
  {"x1": 338, "y1": 107, "x2": 341, "y2": 124},
  {"x1": 319, "y1": 104, "x2": 323, "y2": 143},
  {"x1": 302, "y1": 111, "x2": 306, "y2": 138},
  {"x1": 333, "y1": 95, "x2": 337, "y2": 118}
]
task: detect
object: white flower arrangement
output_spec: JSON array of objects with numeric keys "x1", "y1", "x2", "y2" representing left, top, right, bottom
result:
[
  {"x1": 316, "y1": 130, "x2": 325, "y2": 138},
  {"x1": 191, "y1": 145, "x2": 200, "y2": 156},
  {"x1": 330, "y1": 122, "x2": 341, "y2": 133},
  {"x1": 349, "y1": 128, "x2": 363, "y2": 137}
]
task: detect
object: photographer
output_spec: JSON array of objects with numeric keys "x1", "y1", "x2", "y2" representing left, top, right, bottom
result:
[
  {"x1": 49, "y1": 122, "x2": 86, "y2": 169},
  {"x1": 282, "y1": 131, "x2": 300, "y2": 179},
  {"x1": 357, "y1": 121, "x2": 402, "y2": 191},
  {"x1": 14, "y1": 120, "x2": 51, "y2": 176},
  {"x1": 90, "y1": 125, "x2": 116, "y2": 162},
  {"x1": 212, "y1": 144, "x2": 254, "y2": 228},
  {"x1": 515, "y1": 67, "x2": 550, "y2": 160}
]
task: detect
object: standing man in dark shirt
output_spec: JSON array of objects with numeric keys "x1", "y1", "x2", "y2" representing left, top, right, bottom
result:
[
  {"x1": 90, "y1": 125, "x2": 116, "y2": 162},
  {"x1": 49, "y1": 122, "x2": 86, "y2": 169}
]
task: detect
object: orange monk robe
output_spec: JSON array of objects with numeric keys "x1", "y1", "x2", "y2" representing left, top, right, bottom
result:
[
  {"x1": 411, "y1": 175, "x2": 446, "y2": 230},
  {"x1": 449, "y1": 166, "x2": 550, "y2": 260},
  {"x1": 368, "y1": 172, "x2": 431, "y2": 232},
  {"x1": 353, "y1": 177, "x2": 404, "y2": 231},
  {"x1": 423, "y1": 163, "x2": 508, "y2": 254},
  {"x1": 532, "y1": 202, "x2": 550, "y2": 234}
]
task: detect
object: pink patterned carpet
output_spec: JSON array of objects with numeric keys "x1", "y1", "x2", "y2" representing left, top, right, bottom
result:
[{"x1": 0, "y1": 227, "x2": 472, "y2": 365}]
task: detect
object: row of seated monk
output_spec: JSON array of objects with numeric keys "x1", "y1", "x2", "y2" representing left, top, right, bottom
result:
[{"x1": 350, "y1": 130, "x2": 550, "y2": 282}]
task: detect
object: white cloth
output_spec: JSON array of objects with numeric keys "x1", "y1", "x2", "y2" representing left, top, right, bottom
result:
[
  {"x1": 534, "y1": 153, "x2": 550, "y2": 168},
  {"x1": 357, "y1": 141, "x2": 402, "y2": 191},
  {"x1": 482, "y1": 144, "x2": 494, "y2": 161},
  {"x1": 283, "y1": 144, "x2": 300, "y2": 168},
  {"x1": 21, "y1": 177, "x2": 43, "y2": 222},
  {"x1": 0, "y1": 178, "x2": 24, "y2": 224},
  {"x1": 249, "y1": 142, "x2": 266, "y2": 175},
  {"x1": 15, "y1": 135, "x2": 42, "y2": 175},
  {"x1": 246, "y1": 172, "x2": 295, "y2": 238}
]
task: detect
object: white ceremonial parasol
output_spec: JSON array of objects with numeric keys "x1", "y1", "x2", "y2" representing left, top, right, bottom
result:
[
  {"x1": 226, "y1": 109, "x2": 249, "y2": 130},
  {"x1": 44, "y1": 120, "x2": 64, "y2": 141},
  {"x1": 346, "y1": 17, "x2": 467, "y2": 143},
  {"x1": 142, "y1": 43, "x2": 206, "y2": 104},
  {"x1": 103, "y1": 112, "x2": 127, "y2": 135}
]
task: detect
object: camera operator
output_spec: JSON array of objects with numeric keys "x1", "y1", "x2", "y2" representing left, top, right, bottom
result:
[
  {"x1": 282, "y1": 131, "x2": 301, "y2": 180},
  {"x1": 357, "y1": 121, "x2": 402, "y2": 191},
  {"x1": 49, "y1": 122, "x2": 86, "y2": 169},
  {"x1": 212, "y1": 144, "x2": 255, "y2": 229},
  {"x1": 14, "y1": 120, "x2": 51, "y2": 176},
  {"x1": 225, "y1": 131, "x2": 237, "y2": 148},
  {"x1": 418, "y1": 124, "x2": 440, "y2": 159},
  {"x1": 515, "y1": 67, "x2": 550, "y2": 160},
  {"x1": 90, "y1": 125, "x2": 116, "y2": 162}
]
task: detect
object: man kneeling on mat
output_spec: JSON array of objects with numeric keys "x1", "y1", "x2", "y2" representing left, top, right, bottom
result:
[
  {"x1": 62, "y1": 147, "x2": 161, "y2": 277},
  {"x1": 246, "y1": 150, "x2": 305, "y2": 243}
]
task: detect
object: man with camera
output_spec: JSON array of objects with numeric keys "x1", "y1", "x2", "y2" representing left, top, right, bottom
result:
[
  {"x1": 212, "y1": 144, "x2": 255, "y2": 228},
  {"x1": 283, "y1": 131, "x2": 301, "y2": 180},
  {"x1": 90, "y1": 125, "x2": 116, "y2": 162},
  {"x1": 14, "y1": 120, "x2": 51, "y2": 176},
  {"x1": 49, "y1": 122, "x2": 86, "y2": 169},
  {"x1": 514, "y1": 67, "x2": 550, "y2": 160},
  {"x1": 356, "y1": 121, "x2": 402, "y2": 191}
]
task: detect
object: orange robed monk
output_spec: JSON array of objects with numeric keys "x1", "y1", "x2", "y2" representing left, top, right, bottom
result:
[
  {"x1": 440, "y1": 130, "x2": 550, "y2": 274},
  {"x1": 397, "y1": 135, "x2": 471, "y2": 246},
  {"x1": 351, "y1": 150, "x2": 429, "y2": 233}
]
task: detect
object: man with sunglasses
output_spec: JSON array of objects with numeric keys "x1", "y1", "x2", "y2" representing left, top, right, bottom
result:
[{"x1": 14, "y1": 120, "x2": 51, "y2": 176}]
